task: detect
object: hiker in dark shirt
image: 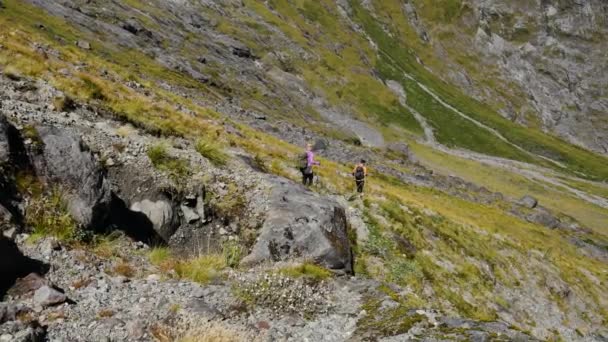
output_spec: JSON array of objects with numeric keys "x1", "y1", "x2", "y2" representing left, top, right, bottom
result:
[{"x1": 352, "y1": 159, "x2": 368, "y2": 195}]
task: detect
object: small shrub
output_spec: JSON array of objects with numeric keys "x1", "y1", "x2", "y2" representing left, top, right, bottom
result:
[
  {"x1": 176, "y1": 254, "x2": 226, "y2": 284},
  {"x1": 211, "y1": 183, "x2": 247, "y2": 219},
  {"x1": 25, "y1": 188, "x2": 76, "y2": 242},
  {"x1": 52, "y1": 96, "x2": 76, "y2": 112},
  {"x1": 113, "y1": 261, "x2": 136, "y2": 278},
  {"x1": 195, "y1": 139, "x2": 229, "y2": 166},
  {"x1": 222, "y1": 240, "x2": 243, "y2": 268},
  {"x1": 149, "y1": 247, "x2": 172, "y2": 265},
  {"x1": 97, "y1": 309, "x2": 114, "y2": 318},
  {"x1": 278, "y1": 263, "x2": 332, "y2": 282},
  {"x1": 21, "y1": 125, "x2": 44, "y2": 152}
]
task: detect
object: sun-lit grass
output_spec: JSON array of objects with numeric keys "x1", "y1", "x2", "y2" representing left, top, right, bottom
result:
[
  {"x1": 175, "y1": 254, "x2": 226, "y2": 284},
  {"x1": 25, "y1": 188, "x2": 77, "y2": 242},
  {"x1": 278, "y1": 262, "x2": 332, "y2": 281},
  {"x1": 410, "y1": 141, "x2": 608, "y2": 234}
]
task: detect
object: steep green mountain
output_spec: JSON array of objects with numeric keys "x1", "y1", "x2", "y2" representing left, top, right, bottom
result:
[{"x1": 0, "y1": 0, "x2": 607, "y2": 341}]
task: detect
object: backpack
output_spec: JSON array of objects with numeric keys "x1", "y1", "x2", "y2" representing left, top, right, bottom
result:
[
  {"x1": 298, "y1": 152, "x2": 309, "y2": 169},
  {"x1": 354, "y1": 166, "x2": 365, "y2": 180}
]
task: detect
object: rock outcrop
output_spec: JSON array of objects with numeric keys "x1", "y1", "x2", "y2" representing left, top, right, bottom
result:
[
  {"x1": 31, "y1": 126, "x2": 112, "y2": 230},
  {"x1": 242, "y1": 178, "x2": 353, "y2": 273}
]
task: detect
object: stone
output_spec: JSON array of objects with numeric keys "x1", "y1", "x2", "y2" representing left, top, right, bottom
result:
[
  {"x1": 232, "y1": 46, "x2": 255, "y2": 59},
  {"x1": 110, "y1": 276, "x2": 128, "y2": 286},
  {"x1": 242, "y1": 178, "x2": 352, "y2": 272},
  {"x1": 76, "y1": 40, "x2": 91, "y2": 50},
  {"x1": 126, "y1": 320, "x2": 146, "y2": 339},
  {"x1": 33, "y1": 286, "x2": 67, "y2": 307},
  {"x1": 180, "y1": 204, "x2": 200, "y2": 223},
  {"x1": 33, "y1": 126, "x2": 112, "y2": 230},
  {"x1": 40, "y1": 238, "x2": 61, "y2": 257},
  {"x1": 2, "y1": 227, "x2": 16, "y2": 239},
  {"x1": 146, "y1": 274, "x2": 161, "y2": 282},
  {"x1": 518, "y1": 195, "x2": 538, "y2": 209},
  {"x1": 1, "y1": 237, "x2": 47, "y2": 297},
  {"x1": 8, "y1": 273, "x2": 48, "y2": 297},
  {"x1": 0, "y1": 303, "x2": 27, "y2": 324},
  {"x1": 387, "y1": 142, "x2": 411, "y2": 160},
  {"x1": 130, "y1": 198, "x2": 175, "y2": 241},
  {"x1": 527, "y1": 208, "x2": 560, "y2": 229},
  {"x1": 12, "y1": 324, "x2": 47, "y2": 342},
  {"x1": 312, "y1": 138, "x2": 329, "y2": 151}
]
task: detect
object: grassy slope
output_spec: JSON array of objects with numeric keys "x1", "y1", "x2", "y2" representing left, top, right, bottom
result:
[
  {"x1": 1, "y1": 0, "x2": 607, "y2": 336},
  {"x1": 350, "y1": 0, "x2": 608, "y2": 181},
  {"x1": 410, "y1": 141, "x2": 608, "y2": 235}
]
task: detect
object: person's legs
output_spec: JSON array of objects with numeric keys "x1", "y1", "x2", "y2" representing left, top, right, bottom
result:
[
  {"x1": 301, "y1": 169, "x2": 307, "y2": 185},
  {"x1": 357, "y1": 180, "x2": 364, "y2": 193},
  {"x1": 305, "y1": 172, "x2": 314, "y2": 186}
]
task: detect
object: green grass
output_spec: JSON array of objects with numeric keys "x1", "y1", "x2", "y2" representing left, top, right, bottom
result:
[
  {"x1": 195, "y1": 138, "x2": 229, "y2": 166},
  {"x1": 148, "y1": 247, "x2": 172, "y2": 265},
  {"x1": 222, "y1": 240, "x2": 244, "y2": 268},
  {"x1": 175, "y1": 254, "x2": 226, "y2": 284},
  {"x1": 146, "y1": 143, "x2": 190, "y2": 183},
  {"x1": 26, "y1": 188, "x2": 77, "y2": 242},
  {"x1": 278, "y1": 262, "x2": 332, "y2": 281}
]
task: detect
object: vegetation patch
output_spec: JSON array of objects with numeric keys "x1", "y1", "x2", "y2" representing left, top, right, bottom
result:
[
  {"x1": 147, "y1": 143, "x2": 190, "y2": 183},
  {"x1": 233, "y1": 272, "x2": 332, "y2": 317},
  {"x1": 357, "y1": 297, "x2": 427, "y2": 337},
  {"x1": 25, "y1": 187, "x2": 77, "y2": 242},
  {"x1": 195, "y1": 138, "x2": 229, "y2": 166},
  {"x1": 175, "y1": 254, "x2": 226, "y2": 284},
  {"x1": 277, "y1": 262, "x2": 332, "y2": 282}
]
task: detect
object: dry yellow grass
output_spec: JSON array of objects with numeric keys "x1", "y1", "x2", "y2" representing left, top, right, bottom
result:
[{"x1": 178, "y1": 322, "x2": 258, "y2": 342}]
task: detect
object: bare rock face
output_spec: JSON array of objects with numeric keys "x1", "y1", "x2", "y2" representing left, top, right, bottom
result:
[
  {"x1": 242, "y1": 178, "x2": 352, "y2": 273},
  {"x1": 32, "y1": 126, "x2": 112, "y2": 230}
]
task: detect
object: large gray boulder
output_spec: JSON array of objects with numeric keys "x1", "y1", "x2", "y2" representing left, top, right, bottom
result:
[
  {"x1": 242, "y1": 178, "x2": 352, "y2": 272},
  {"x1": 33, "y1": 126, "x2": 111, "y2": 229}
]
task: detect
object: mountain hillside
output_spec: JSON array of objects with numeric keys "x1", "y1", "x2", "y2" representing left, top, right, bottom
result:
[{"x1": 0, "y1": 0, "x2": 607, "y2": 341}]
